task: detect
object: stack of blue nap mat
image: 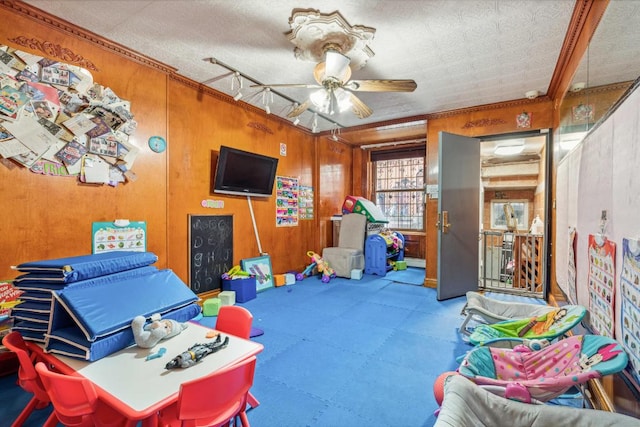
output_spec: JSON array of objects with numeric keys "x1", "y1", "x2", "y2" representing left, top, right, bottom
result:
[{"x1": 11, "y1": 251, "x2": 201, "y2": 361}]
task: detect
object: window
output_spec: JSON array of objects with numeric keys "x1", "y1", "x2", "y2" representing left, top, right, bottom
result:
[
  {"x1": 490, "y1": 200, "x2": 529, "y2": 231},
  {"x1": 372, "y1": 148, "x2": 425, "y2": 231}
]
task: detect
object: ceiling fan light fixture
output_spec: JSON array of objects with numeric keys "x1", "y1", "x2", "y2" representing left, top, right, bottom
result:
[
  {"x1": 334, "y1": 87, "x2": 352, "y2": 112},
  {"x1": 313, "y1": 61, "x2": 352, "y2": 85},
  {"x1": 310, "y1": 88, "x2": 330, "y2": 113}
]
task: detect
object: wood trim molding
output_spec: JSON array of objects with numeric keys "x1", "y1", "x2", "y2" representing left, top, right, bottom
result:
[
  {"x1": 169, "y1": 73, "x2": 314, "y2": 135},
  {"x1": 424, "y1": 277, "x2": 436, "y2": 289},
  {"x1": 546, "y1": 0, "x2": 610, "y2": 100},
  {"x1": 8, "y1": 35, "x2": 99, "y2": 70},
  {"x1": 2, "y1": 0, "x2": 177, "y2": 74},
  {"x1": 461, "y1": 118, "x2": 507, "y2": 129},
  {"x1": 426, "y1": 97, "x2": 549, "y2": 120},
  {"x1": 247, "y1": 121, "x2": 274, "y2": 134}
]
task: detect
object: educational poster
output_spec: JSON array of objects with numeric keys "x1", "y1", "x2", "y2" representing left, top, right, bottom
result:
[
  {"x1": 587, "y1": 234, "x2": 616, "y2": 337},
  {"x1": 567, "y1": 227, "x2": 577, "y2": 304},
  {"x1": 298, "y1": 185, "x2": 314, "y2": 220},
  {"x1": 620, "y1": 238, "x2": 640, "y2": 385},
  {"x1": 275, "y1": 175, "x2": 298, "y2": 227},
  {"x1": 92, "y1": 221, "x2": 147, "y2": 253}
]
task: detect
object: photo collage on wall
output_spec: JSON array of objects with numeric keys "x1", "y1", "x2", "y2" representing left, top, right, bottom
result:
[
  {"x1": 275, "y1": 175, "x2": 299, "y2": 227},
  {"x1": 587, "y1": 234, "x2": 616, "y2": 338},
  {"x1": 0, "y1": 44, "x2": 138, "y2": 186},
  {"x1": 620, "y1": 238, "x2": 640, "y2": 385}
]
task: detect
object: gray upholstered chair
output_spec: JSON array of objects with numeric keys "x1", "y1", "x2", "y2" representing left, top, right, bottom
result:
[{"x1": 322, "y1": 213, "x2": 367, "y2": 278}]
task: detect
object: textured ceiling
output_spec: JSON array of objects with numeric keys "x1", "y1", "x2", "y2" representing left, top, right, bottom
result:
[{"x1": 22, "y1": 0, "x2": 640, "y2": 134}]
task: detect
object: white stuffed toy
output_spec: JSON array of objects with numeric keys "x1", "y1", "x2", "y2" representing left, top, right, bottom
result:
[{"x1": 131, "y1": 313, "x2": 188, "y2": 349}]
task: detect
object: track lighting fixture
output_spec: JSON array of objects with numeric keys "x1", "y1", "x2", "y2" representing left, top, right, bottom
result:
[
  {"x1": 201, "y1": 71, "x2": 234, "y2": 85},
  {"x1": 232, "y1": 72, "x2": 243, "y2": 101},
  {"x1": 262, "y1": 87, "x2": 273, "y2": 114},
  {"x1": 204, "y1": 56, "x2": 343, "y2": 132},
  {"x1": 330, "y1": 123, "x2": 340, "y2": 141}
]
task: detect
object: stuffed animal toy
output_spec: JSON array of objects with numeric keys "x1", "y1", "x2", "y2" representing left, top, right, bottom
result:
[{"x1": 131, "y1": 313, "x2": 188, "y2": 349}]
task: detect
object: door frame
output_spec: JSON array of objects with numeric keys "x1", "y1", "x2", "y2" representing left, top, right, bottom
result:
[{"x1": 478, "y1": 129, "x2": 552, "y2": 300}]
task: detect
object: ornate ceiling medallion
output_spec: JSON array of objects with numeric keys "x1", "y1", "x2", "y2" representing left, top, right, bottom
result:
[{"x1": 286, "y1": 9, "x2": 376, "y2": 70}]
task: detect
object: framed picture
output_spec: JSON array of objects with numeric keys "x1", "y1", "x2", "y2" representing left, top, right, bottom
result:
[{"x1": 241, "y1": 255, "x2": 274, "y2": 292}]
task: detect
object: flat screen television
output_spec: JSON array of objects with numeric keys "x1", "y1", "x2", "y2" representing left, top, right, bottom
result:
[{"x1": 212, "y1": 145, "x2": 278, "y2": 197}]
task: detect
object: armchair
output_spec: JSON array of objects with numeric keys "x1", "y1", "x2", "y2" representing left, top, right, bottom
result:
[{"x1": 322, "y1": 213, "x2": 367, "y2": 278}]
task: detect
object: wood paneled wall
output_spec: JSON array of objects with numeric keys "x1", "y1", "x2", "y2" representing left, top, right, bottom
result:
[
  {"x1": 424, "y1": 100, "x2": 554, "y2": 286},
  {"x1": 0, "y1": 3, "x2": 170, "y2": 278},
  {"x1": 0, "y1": 3, "x2": 353, "y2": 285}
]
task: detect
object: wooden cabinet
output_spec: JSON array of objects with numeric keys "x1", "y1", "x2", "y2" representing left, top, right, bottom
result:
[
  {"x1": 513, "y1": 234, "x2": 543, "y2": 291},
  {"x1": 402, "y1": 233, "x2": 425, "y2": 259}
]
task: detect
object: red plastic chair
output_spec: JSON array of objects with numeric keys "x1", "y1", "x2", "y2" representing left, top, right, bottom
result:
[
  {"x1": 35, "y1": 362, "x2": 136, "y2": 427},
  {"x1": 215, "y1": 306, "x2": 260, "y2": 409},
  {"x1": 2, "y1": 331, "x2": 57, "y2": 427},
  {"x1": 215, "y1": 305, "x2": 253, "y2": 339},
  {"x1": 157, "y1": 356, "x2": 257, "y2": 427}
]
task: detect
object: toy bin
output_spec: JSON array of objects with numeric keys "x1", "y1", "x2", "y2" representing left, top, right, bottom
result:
[{"x1": 222, "y1": 277, "x2": 257, "y2": 303}]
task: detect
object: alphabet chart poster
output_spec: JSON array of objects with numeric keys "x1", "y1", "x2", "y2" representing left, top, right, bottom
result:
[
  {"x1": 587, "y1": 234, "x2": 616, "y2": 337},
  {"x1": 298, "y1": 185, "x2": 314, "y2": 220},
  {"x1": 620, "y1": 238, "x2": 640, "y2": 385},
  {"x1": 275, "y1": 176, "x2": 298, "y2": 227}
]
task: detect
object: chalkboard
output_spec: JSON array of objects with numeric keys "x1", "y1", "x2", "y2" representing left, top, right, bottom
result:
[{"x1": 188, "y1": 215, "x2": 233, "y2": 294}]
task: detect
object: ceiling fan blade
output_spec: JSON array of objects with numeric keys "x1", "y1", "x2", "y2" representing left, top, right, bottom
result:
[
  {"x1": 287, "y1": 100, "x2": 310, "y2": 118},
  {"x1": 349, "y1": 93, "x2": 373, "y2": 119},
  {"x1": 250, "y1": 83, "x2": 321, "y2": 89},
  {"x1": 324, "y1": 49, "x2": 351, "y2": 80},
  {"x1": 346, "y1": 79, "x2": 417, "y2": 92}
]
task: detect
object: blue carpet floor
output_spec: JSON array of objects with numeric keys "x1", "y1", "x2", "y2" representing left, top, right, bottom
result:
[{"x1": 1, "y1": 268, "x2": 473, "y2": 427}]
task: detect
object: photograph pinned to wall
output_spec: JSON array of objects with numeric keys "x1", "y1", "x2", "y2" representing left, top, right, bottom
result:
[
  {"x1": 298, "y1": 185, "x2": 314, "y2": 220},
  {"x1": 241, "y1": 255, "x2": 273, "y2": 292},
  {"x1": 516, "y1": 111, "x2": 531, "y2": 128},
  {"x1": 275, "y1": 175, "x2": 299, "y2": 227},
  {"x1": 620, "y1": 237, "x2": 640, "y2": 385}
]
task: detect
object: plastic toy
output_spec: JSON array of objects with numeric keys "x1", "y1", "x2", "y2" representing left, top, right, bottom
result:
[
  {"x1": 296, "y1": 260, "x2": 317, "y2": 281},
  {"x1": 380, "y1": 229, "x2": 403, "y2": 251},
  {"x1": 307, "y1": 251, "x2": 336, "y2": 283},
  {"x1": 131, "y1": 313, "x2": 189, "y2": 349},
  {"x1": 433, "y1": 371, "x2": 457, "y2": 406},
  {"x1": 145, "y1": 347, "x2": 166, "y2": 361},
  {"x1": 221, "y1": 265, "x2": 251, "y2": 280},
  {"x1": 165, "y1": 335, "x2": 229, "y2": 370}
]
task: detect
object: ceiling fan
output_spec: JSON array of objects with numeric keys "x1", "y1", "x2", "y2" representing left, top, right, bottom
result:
[{"x1": 251, "y1": 45, "x2": 417, "y2": 120}]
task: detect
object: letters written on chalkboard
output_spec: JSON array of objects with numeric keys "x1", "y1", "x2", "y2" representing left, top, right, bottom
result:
[{"x1": 188, "y1": 215, "x2": 233, "y2": 294}]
